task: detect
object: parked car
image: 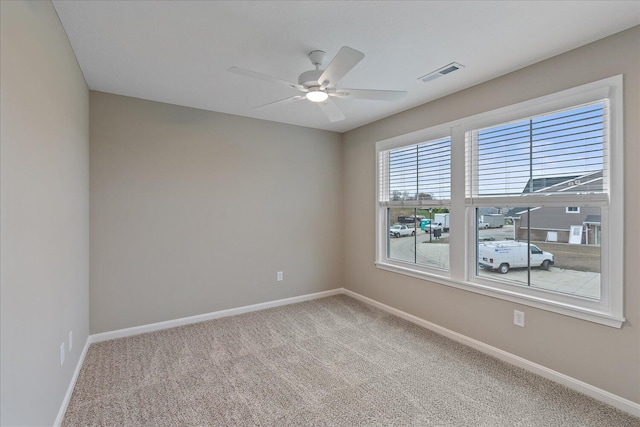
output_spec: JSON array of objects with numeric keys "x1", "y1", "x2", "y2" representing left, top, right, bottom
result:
[{"x1": 389, "y1": 224, "x2": 416, "y2": 238}]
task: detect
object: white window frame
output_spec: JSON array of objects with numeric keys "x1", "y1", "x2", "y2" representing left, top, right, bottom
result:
[
  {"x1": 375, "y1": 75, "x2": 624, "y2": 328},
  {"x1": 566, "y1": 207, "x2": 581, "y2": 213},
  {"x1": 376, "y1": 125, "x2": 454, "y2": 278}
]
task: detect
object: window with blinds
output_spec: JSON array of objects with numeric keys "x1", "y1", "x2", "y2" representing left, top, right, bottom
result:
[
  {"x1": 465, "y1": 101, "x2": 608, "y2": 204},
  {"x1": 379, "y1": 137, "x2": 451, "y2": 206},
  {"x1": 375, "y1": 75, "x2": 623, "y2": 327}
]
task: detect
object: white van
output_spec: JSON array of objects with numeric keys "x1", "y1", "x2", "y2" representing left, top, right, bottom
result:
[{"x1": 478, "y1": 241, "x2": 554, "y2": 274}]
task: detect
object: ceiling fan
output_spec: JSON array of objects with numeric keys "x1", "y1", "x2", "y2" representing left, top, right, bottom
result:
[{"x1": 228, "y1": 46, "x2": 407, "y2": 122}]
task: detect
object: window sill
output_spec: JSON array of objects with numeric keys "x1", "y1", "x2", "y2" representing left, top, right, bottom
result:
[{"x1": 375, "y1": 261, "x2": 625, "y2": 328}]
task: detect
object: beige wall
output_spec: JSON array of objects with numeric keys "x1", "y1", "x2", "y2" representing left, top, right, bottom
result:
[
  {"x1": 0, "y1": 1, "x2": 90, "y2": 425},
  {"x1": 89, "y1": 92, "x2": 343, "y2": 333},
  {"x1": 342, "y1": 26, "x2": 640, "y2": 403}
]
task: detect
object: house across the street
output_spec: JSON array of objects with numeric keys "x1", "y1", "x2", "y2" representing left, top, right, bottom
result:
[{"x1": 509, "y1": 171, "x2": 603, "y2": 244}]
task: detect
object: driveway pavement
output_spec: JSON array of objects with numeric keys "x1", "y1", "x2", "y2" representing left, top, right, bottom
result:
[{"x1": 405, "y1": 238, "x2": 601, "y2": 300}]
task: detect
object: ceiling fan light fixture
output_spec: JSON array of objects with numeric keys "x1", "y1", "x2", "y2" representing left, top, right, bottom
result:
[{"x1": 306, "y1": 89, "x2": 328, "y2": 103}]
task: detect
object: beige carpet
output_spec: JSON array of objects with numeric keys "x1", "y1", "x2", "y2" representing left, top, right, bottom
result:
[{"x1": 63, "y1": 295, "x2": 638, "y2": 426}]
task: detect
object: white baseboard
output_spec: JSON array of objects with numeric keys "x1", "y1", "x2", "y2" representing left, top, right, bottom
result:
[
  {"x1": 90, "y1": 288, "x2": 343, "y2": 343},
  {"x1": 343, "y1": 288, "x2": 640, "y2": 418},
  {"x1": 53, "y1": 336, "x2": 91, "y2": 427}
]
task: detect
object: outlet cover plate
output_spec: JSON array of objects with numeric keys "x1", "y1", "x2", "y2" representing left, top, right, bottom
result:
[{"x1": 514, "y1": 310, "x2": 525, "y2": 327}]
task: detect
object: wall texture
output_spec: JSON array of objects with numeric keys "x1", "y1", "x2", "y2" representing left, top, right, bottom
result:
[
  {"x1": 0, "y1": 1, "x2": 90, "y2": 425},
  {"x1": 89, "y1": 92, "x2": 343, "y2": 333},
  {"x1": 342, "y1": 26, "x2": 640, "y2": 403}
]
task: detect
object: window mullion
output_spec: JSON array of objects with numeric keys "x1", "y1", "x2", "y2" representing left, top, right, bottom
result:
[{"x1": 450, "y1": 126, "x2": 466, "y2": 282}]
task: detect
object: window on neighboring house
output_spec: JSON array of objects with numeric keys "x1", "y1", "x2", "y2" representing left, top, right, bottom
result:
[{"x1": 376, "y1": 76, "x2": 624, "y2": 327}]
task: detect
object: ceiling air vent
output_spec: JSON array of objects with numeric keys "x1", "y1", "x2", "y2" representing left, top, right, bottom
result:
[{"x1": 418, "y1": 62, "x2": 465, "y2": 83}]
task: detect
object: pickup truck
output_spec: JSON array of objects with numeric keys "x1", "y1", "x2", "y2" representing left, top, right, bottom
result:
[{"x1": 389, "y1": 224, "x2": 415, "y2": 238}]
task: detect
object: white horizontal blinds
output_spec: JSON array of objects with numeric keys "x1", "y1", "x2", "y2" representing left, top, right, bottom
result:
[
  {"x1": 417, "y1": 138, "x2": 451, "y2": 201},
  {"x1": 382, "y1": 137, "x2": 451, "y2": 206},
  {"x1": 378, "y1": 151, "x2": 390, "y2": 204},
  {"x1": 464, "y1": 131, "x2": 476, "y2": 200},
  {"x1": 468, "y1": 101, "x2": 607, "y2": 202},
  {"x1": 389, "y1": 144, "x2": 419, "y2": 201}
]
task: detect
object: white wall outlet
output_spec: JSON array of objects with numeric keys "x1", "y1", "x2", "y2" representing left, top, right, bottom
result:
[
  {"x1": 514, "y1": 310, "x2": 525, "y2": 327},
  {"x1": 60, "y1": 343, "x2": 65, "y2": 366},
  {"x1": 68, "y1": 331, "x2": 73, "y2": 352},
  {"x1": 277, "y1": 271, "x2": 283, "y2": 282}
]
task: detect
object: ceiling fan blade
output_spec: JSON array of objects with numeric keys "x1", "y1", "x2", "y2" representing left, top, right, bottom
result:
[
  {"x1": 329, "y1": 88, "x2": 407, "y2": 101},
  {"x1": 317, "y1": 98, "x2": 345, "y2": 122},
  {"x1": 228, "y1": 67, "x2": 305, "y2": 92},
  {"x1": 317, "y1": 46, "x2": 365, "y2": 87},
  {"x1": 252, "y1": 95, "x2": 306, "y2": 110}
]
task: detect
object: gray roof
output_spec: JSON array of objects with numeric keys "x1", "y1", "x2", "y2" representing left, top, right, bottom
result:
[
  {"x1": 521, "y1": 175, "x2": 581, "y2": 193},
  {"x1": 584, "y1": 215, "x2": 601, "y2": 224},
  {"x1": 521, "y1": 171, "x2": 603, "y2": 194}
]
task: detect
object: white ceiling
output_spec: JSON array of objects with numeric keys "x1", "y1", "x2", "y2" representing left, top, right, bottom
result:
[{"x1": 52, "y1": 1, "x2": 639, "y2": 133}]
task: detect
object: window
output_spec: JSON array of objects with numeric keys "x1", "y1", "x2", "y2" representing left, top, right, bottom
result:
[
  {"x1": 379, "y1": 136, "x2": 451, "y2": 272},
  {"x1": 376, "y1": 76, "x2": 624, "y2": 327},
  {"x1": 468, "y1": 102, "x2": 606, "y2": 300}
]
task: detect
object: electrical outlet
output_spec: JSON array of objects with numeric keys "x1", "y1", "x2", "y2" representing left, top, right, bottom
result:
[
  {"x1": 277, "y1": 271, "x2": 283, "y2": 282},
  {"x1": 68, "y1": 331, "x2": 73, "y2": 352},
  {"x1": 60, "y1": 343, "x2": 65, "y2": 366},
  {"x1": 514, "y1": 310, "x2": 525, "y2": 327}
]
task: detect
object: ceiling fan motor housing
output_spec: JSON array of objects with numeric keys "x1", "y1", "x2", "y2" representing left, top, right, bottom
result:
[{"x1": 298, "y1": 69, "x2": 324, "y2": 89}]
